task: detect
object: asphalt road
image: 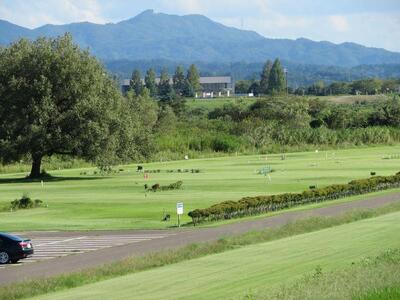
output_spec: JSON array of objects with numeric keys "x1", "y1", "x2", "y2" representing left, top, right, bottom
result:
[{"x1": 1, "y1": 192, "x2": 399, "y2": 287}]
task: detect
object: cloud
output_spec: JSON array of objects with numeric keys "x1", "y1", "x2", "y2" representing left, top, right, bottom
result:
[
  {"x1": 0, "y1": 0, "x2": 105, "y2": 28},
  {"x1": 329, "y1": 15, "x2": 349, "y2": 32}
]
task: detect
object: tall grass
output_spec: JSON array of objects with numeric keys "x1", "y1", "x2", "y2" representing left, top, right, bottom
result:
[
  {"x1": 1, "y1": 202, "x2": 400, "y2": 300},
  {"x1": 244, "y1": 249, "x2": 400, "y2": 300},
  {"x1": 356, "y1": 286, "x2": 400, "y2": 300}
]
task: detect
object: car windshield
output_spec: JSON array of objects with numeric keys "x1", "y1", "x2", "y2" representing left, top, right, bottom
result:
[{"x1": 0, "y1": 232, "x2": 24, "y2": 242}]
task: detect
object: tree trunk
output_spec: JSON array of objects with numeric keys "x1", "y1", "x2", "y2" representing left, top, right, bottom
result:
[{"x1": 29, "y1": 155, "x2": 42, "y2": 178}]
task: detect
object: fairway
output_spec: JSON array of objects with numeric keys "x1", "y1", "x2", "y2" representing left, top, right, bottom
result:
[
  {"x1": 29, "y1": 210, "x2": 400, "y2": 300},
  {"x1": 0, "y1": 145, "x2": 400, "y2": 231}
]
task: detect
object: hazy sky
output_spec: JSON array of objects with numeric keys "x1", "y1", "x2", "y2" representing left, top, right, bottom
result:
[{"x1": 1, "y1": 0, "x2": 399, "y2": 51}]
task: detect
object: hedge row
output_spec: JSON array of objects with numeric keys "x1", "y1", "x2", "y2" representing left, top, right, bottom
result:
[{"x1": 188, "y1": 172, "x2": 400, "y2": 225}]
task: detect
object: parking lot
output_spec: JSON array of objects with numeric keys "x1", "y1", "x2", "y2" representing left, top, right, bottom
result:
[{"x1": 0, "y1": 232, "x2": 175, "y2": 269}]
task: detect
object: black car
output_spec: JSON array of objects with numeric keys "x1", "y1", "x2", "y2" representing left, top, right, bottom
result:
[{"x1": 0, "y1": 232, "x2": 34, "y2": 264}]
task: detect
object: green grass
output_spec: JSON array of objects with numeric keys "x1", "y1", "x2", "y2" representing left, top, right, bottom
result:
[
  {"x1": 357, "y1": 286, "x2": 400, "y2": 300},
  {"x1": 1, "y1": 145, "x2": 400, "y2": 231},
  {"x1": 3, "y1": 202, "x2": 399, "y2": 300},
  {"x1": 250, "y1": 248, "x2": 400, "y2": 300},
  {"x1": 186, "y1": 97, "x2": 256, "y2": 111},
  {"x1": 27, "y1": 209, "x2": 400, "y2": 300}
]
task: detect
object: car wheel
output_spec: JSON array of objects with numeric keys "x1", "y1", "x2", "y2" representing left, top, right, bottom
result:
[{"x1": 0, "y1": 251, "x2": 9, "y2": 264}]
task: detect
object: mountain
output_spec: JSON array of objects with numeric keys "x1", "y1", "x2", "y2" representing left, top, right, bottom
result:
[{"x1": 1, "y1": 10, "x2": 400, "y2": 67}]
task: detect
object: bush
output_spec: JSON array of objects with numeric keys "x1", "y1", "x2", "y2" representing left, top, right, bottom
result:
[
  {"x1": 212, "y1": 135, "x2": 240, "y2": 152},
  {"x1": 151, "y1": 181, "x2": 183, "y2": 192},
  {"x1": 10, "y1": 194, "x2": 43, "y2": 210},
  {"x1": 151, "y1": 183, "x2": 160, "y2": 192},
  {"x1": 188, "y1": 172, "x2": 400, "y2": 225}
]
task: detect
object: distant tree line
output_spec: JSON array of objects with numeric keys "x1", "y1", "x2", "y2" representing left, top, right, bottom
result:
[
  {"x1": 128, "y1": 64, "x2": 202, "y2": 100},
  {"x1": 236, "y1": 76, "x2": 400, "y2": 96},
  {"x1": 105, "y1": 59, "x2": 400, "y2": 88},
  {"x1": 235, "y1": 58, "x2": 287, "y2": 96},
  {"x1": 294, "y1": 78, "x2": 400, "y2": 96}
]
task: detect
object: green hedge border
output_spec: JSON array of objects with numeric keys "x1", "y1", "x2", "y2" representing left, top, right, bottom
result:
[{"x1": 188, "y1": 172, "x2": 400, "y2": 225}]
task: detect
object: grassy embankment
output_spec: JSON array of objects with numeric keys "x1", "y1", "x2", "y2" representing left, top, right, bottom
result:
[
  {"x1": 1, "y1": 202, "x2": 400, "y2": 300},
  {"x1": 21, "y1": 207, "x2": 400, "y2": 300}
]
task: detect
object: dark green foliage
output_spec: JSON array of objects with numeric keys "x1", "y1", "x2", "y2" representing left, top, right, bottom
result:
[
  {"x1": 107, "y1": 59, "x2": 400, "y2": 89},
  {"x1": 150, "y1": 181, "x2": 183, "y2": 192},
  {"x1": 234, "y1": 80, "x2": 252, "y2": 94},
  {"x1": 129, "y1": 69, "x2": 143, "y2": 96},
  {"x1": 172, "y1": 66, "x2": 186, "y2": 96},
  {"x1": 10, "y1": 194, "x2": 43, "y2": 210},
  {"x1": 212, "y1": 135, "x2": 240, "y2": 152},
  {"x1": 188, "y1": 172, "x2": 400, "y2": 224},
  {"x1": 299, "y1": 78, "x2": 400, "y2": 96},
  {"x1": 0, "y1": 34, "x2": 143, "y2": 178},
  {"x1": 145, "y1": 68, "x2": 157, "y2": 97},
  {"x1": 267, "y1": 58, "x2": 286, "y2": 94},
  {"x1": 186, "y1": 64, "x2": 201, "y2": 93},
  {"x1": 259, "y1": 60, "x2": 272, "y2": 94},
  {"x1": 158, "y1": 68, "x2": 173, "y2": 101}
]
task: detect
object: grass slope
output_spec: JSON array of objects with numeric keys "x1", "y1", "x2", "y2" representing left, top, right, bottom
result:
[
  {"x1": 29, "y1": 210, "x2": 400, "y2": 300},
  {"x1": 0, "y1": 145, "x2": 400, "y2": 231}
]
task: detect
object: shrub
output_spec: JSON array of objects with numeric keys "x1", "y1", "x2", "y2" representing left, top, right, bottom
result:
[
  {"x1": 212, "y1": 135, "x2": 240, "y2": 152},
  {"x1": 188, "y1": 171, "x2": 400, "y2": 225},
  {"x1": 151, "y1": 181, "x2": 183, "y2": 192},
  {"x1": 151, "y1": 183, "x2": 160, "y2": 192},
  {"x1": 10, "y1": 194, "x2": 43, "y2": 210}
]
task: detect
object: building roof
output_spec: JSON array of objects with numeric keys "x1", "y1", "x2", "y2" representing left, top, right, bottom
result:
[
  {"x1": 200, "y1": 76, "x2": 231, "y2": 84},
  {"x1": 122, "y1": 76, "x2": 232, "y2": 86}
]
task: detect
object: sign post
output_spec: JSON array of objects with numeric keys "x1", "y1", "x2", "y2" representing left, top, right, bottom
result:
[{"x1": 176, "y1": 202, "x2": 184, "y2": 227}]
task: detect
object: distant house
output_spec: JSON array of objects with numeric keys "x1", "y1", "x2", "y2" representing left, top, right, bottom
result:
[
  {"x1": 121, "y1": 76, "x2": 234, "y2": 97},
  {"x1": 199, "y1": 76, "x2": 234, "y2": 97}
]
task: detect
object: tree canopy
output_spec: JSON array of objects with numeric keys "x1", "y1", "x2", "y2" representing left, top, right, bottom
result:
[
  {"x1": 259, "y1": 60, "x2": 272, "y2": 95},
  {"x1": 0, "y1": 34, "x2": 144, "y2": 178},
  {"x1": 130, "y1": 69, "x2": 143, "y2": 96},
  {"x1": 145, "y1": 68, "x2": 157, "y2": 97},
  {"x1": 267, "y1": 58, "x2": 286, "y2": 94},
  {"x1": 186, "y1": 64, "x2": 201, "y2": 94},
  {"x1": 172, "y1": 66, "x2": 186, "y2": 96}
]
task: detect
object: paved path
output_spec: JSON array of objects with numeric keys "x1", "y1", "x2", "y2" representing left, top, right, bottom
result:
[
  {"x1": 0, "y1": 233, "x2": 175, "y2": 270},
  {"x1": 0, "y1": 192, "x2": 399, "y2": 286}
]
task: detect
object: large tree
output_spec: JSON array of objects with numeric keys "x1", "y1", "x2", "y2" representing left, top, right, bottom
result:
[
  {"x1": 186, "y1": 64, "x2": 201, "y2": 95},
  {"x1": 158, "y1": 68, "x2": 174, "y2": 101},
  {"x1": 267, "y1": 58, "x2": 286, "y2": 95},
  {"x1": 144, "y1": 68, "x2": 157, "y2": 97},
  {"x1": 130, "y1": 69, "x2": 143, "y2": 96},
  {"x1": 173, "y1": 66, "x2": 186, "y2": 96},
  {"x1": 259, "y1": 60, "x2": 272, "y2": 95},
  {"x1": 0, "y1": 34, "x2": 141, "y2": 178}
]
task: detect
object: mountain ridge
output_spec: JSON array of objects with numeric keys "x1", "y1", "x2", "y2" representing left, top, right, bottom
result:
[{"x1": 0, "y1": 10, "x2": 400, "y2": 67}]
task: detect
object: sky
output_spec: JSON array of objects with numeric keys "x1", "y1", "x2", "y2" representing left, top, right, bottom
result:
[{"x1": 0, "y1": 0, "x2": 399, "y2": 52}]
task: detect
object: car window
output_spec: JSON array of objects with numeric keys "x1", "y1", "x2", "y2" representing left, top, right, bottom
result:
[{"x1": 0, "y1": 233, "x2": 23, "y2": 242}]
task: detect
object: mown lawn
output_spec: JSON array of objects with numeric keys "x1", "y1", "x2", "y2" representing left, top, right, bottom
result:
[
  {"x1": 0, "y1": 145, "x2": 399, "y2": 231},
  {"x1": 29, "y1": 210, "x2": 400, "y2": 300}
]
